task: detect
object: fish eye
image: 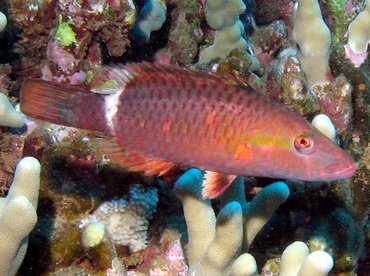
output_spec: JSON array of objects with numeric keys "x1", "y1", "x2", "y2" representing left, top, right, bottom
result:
[{"x1": 294, "y1": 133, "x2": 317, "y2": 155}]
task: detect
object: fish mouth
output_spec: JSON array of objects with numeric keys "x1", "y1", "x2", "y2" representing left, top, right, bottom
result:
[{"x1": 319, "y1": 161, "x2": 357, "y2": 180}]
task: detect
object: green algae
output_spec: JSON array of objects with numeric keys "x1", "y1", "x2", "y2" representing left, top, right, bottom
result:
[
  {"x1": 326, "y1": 0, "x2": 349, "y2": 44},
  {"x1": 51, "y1": 226, "x2": 84, "y2": 267},
  {"x1": 55, "y1": 16, "x2": 76, "y2": 47}
]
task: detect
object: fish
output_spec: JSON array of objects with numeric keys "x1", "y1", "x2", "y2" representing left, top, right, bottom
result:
[{"x1": 20, "y1": 62, "x2": 357, "y2": 199}]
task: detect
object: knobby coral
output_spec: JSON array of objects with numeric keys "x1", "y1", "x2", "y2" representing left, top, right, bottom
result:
[
  {"x1": 0, "y1": 157, "x2": 41, "y2": 276},
  {"x1": 0, "y1": 93, "x2": 24, "y2": 128},
  {"x1": 0, "y1": 11, "x2": 6, "y2": 32},
  {"x1": 198, "y1": 0, "x2": 247, "y2": 64},
  {"x1": 293, "y1": 0, "x2": 332, "y2": 87},
  {"x1": 174, "y1": 168, "x2": 290, "y2": 275}
]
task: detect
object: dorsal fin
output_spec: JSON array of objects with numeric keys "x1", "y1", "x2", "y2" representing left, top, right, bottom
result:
[
  {"x1": 90, "y1": 62, "x2": 250, "y2": 94},
  {"x1": 96, "y1": 138, "x2": 177, "y2": 176}
]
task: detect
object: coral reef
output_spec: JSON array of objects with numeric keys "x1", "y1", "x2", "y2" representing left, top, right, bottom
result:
[
  {"x1": 345, "y1": 0, "x2": 370, "y2": 67},
  {"x1": 79, "y1": 184, "x2": 158, "y2": 253},
  {"x1": 0, "y1": 10, "x2": 6, "y2": 32},
  {"x1": 0, "y1": 64, "x2": 14, "y2": 94},
  {"x1": 313, "y1": 76, "x2": 353, "y2": 135},
  {"x1": 0, "y1": 133, "x2": 25, "y2": 196},
  {"x1": 8, "y1": 0, "x2": 136, "y2": 85},
  {"x1": 155, "y1": 0, "x2": 202, "y2": 64},
  {"x1": 198, "y1": 0, "x2": 247, "y2": 64},
  {"x1": 270, "y1": 241, "x2": 333, "y2": 276},
  {"x1": 133, "y1": 0, "x2": 166, "y2": 42},
  {"x1": 0, "y1": 157, "x2": 41, "y2": 276},
  {"x1": 293, "y1": 0, "x2": 332, "y2": 87},
  {"x1": 0, "y1": 0, "x2": 369, "y2": 274},
  {"x1": 174, "y1": 168, "x2": 290, "y2": 275},
  {"x1": 0, "y1": 93, "x2": 25, "y2": 127},
  {"x1": 311, "y1": 114, "x2": 337, "y2": 142}
]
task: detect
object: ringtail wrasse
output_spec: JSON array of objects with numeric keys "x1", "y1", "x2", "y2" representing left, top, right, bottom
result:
[{"x1": 20, "y1": 62, "x2": 356, "y2": 198}]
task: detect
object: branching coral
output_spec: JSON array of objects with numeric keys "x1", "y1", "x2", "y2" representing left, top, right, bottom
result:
[
  {"x1": 133, "y1": 0, "x2": 166, "y2": 42},
  {"x1": 345, "y1": 0, "x2": 370, "y2": 67},
  {"x1": 0, "y1": 157, "x2": 41, "y2": 276},
  {"x1": 174, "y1": 168, "x2": 290, "y2": 275},
  {"x1": 279, "y1": 241, "x2": 333, "y2": 276},
  {"x1": 293, "y1": 0, "x2": 332, "y2": 88},
  {"x1": 0, "y1": 93, "x2": 25, "y2": 127},
  {"x1": 198, "y1": 0, "x2": 247, "y2": 64}
]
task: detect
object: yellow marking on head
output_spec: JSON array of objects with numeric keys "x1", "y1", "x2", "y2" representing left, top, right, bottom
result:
[{"x1": 249, "y1": 134, "x2": 292, "y2": 149}]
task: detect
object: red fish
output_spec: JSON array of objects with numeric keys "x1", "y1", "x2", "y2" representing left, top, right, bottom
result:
[{"x1": 20, "y1": 62, "x2": 356, "y2": 198}]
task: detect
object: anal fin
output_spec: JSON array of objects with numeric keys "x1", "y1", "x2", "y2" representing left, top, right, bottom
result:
[
  {"x1": 202, "y1": 171, "x2": 237, "y2": 199},
  {"x1": 97, "y1": 138, "x2": 177, "y2": 176}
]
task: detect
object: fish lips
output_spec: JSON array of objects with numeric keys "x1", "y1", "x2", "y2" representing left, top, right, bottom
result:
[{"x1": 318, "y1": 159, "x2": 357, "y2": 181}]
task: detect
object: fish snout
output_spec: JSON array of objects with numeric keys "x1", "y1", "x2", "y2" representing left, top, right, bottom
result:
[{"x1": 319, "y1": 159, "x2": 357, "y2": 180}]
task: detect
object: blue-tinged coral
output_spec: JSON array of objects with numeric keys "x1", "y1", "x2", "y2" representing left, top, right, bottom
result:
[
  {"x1": 132, "y1": 0, "x2": 166, "y2": 42},
  {"x1": 0, "y1": 10, "x2": 6, "y2": 32},
  {"x1": 174, "y1": 168, "x2": 290, "y2": 275},
  {"x1": 0, "y1": 157, "x2": 40, "y2": 276}
]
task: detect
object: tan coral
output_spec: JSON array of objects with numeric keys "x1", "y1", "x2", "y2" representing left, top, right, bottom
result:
[
  {"x1": 0, "y1": 93, "x2": 25, "y2": 127},
  {"x1": 347, "y1": 0, "x2": 370, "y2": 54},
  {"x1": 0, "y1": 157, "x2": 41, "y2": 276},
  {"x1": 293, "y1": 0, "x2": 331, "y2": 87},
  {"x1": 174, "y1": 169, "x2": 289, "y2": 275}
]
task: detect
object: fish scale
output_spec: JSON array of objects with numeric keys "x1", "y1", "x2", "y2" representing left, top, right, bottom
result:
[
  {"x1": 20, "y1": 62, "x2": 356, "y2": 193},
  {"x1": 114, "y1": 70, "x2": 287, "y2": 173}
]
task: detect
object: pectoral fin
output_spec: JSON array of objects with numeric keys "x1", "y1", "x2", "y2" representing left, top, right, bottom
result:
[
  {"x1": 202, "y1": 171, "x2": 238, "y2": 199},
  {"x1": 97, "y1": 138, "x2": 177, "y2": 176}
]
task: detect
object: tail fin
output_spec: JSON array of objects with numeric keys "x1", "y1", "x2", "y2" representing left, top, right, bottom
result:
[{"x1": 20, "y1": 79, "x2": 112, "y2": 134}]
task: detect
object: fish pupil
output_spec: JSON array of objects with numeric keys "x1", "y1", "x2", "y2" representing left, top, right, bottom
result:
[
  {"x1": 294, "y1": 134, "x2": 316, "y2": 155},
  {"x1": 299, "y1": 138, "x2": 309, "y2": 147}
]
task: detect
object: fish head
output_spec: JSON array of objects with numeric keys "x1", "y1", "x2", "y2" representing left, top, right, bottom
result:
[{"x1": 258, "y1": 114, "x2": 356, "y2": 182}]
